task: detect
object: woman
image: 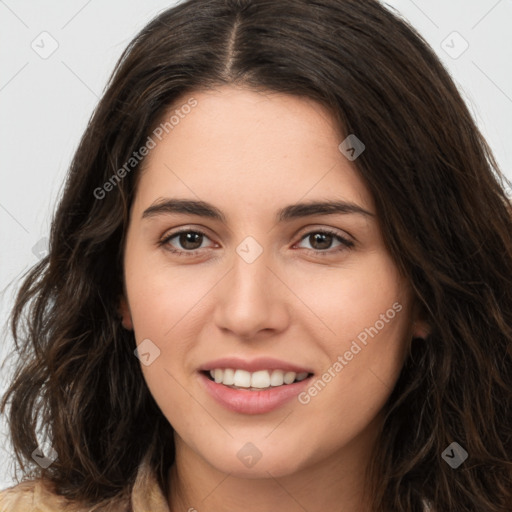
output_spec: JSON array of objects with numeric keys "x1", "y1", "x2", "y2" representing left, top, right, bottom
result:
[{"x1": 1, "y1": 0, "x2": 511, "y2": 510}]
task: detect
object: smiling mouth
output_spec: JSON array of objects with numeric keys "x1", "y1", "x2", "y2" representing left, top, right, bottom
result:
[{"x1": 202, "y1": 368, "x2": 314, "y2": 391}]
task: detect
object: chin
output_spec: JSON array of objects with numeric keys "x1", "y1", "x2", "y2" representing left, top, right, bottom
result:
[{"x1": 199, "y1": 439, "x2": 311, "y2": 479}]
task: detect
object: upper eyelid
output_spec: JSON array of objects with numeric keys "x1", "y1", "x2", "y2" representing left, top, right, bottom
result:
[
  {"x1": 295, "y1": 225, "x2": 354, "y2": 243},
  {"x1": 160, "y1": 226, "x2": 216, "y2": 244}
]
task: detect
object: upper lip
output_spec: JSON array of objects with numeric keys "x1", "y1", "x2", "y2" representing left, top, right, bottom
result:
[{"x1": 199, "y1": 357, "x2": 313, "y2": 374}]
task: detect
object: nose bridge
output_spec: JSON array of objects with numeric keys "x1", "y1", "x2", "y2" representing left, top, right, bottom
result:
[
  {"x1": 213, "y1": 235, "x2": 288, "y2": 337},
  {"x1": 229, "y1": 235, "x2": 274, "y2": 305}
]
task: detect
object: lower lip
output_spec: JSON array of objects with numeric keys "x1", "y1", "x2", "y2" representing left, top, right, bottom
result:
[{"x1": 199, "y1": 372, "x2": 312, "y2": 415}]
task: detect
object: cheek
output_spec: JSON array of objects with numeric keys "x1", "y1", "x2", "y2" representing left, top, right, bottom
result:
[
  {"x1": 294, "y1": 252, "x2": 411, "y2": 418},
  {"x1": 124, "y1": 254, "x2": 214, "y2": 345},
  {"x1": 125, "y1": 268, "x2": 198, "y2": 432},
  {"x1": 289, "y1": 250, "x2": 409, "y2": 351}
]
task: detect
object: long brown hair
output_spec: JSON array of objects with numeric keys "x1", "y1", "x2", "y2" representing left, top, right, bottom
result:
[{"x1": 2, "y1": 0, "x2": 511, "y2": 510}]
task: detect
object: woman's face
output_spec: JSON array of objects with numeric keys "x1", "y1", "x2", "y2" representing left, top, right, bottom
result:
[{"x1": 121, "y1": 85, "x2": 425, "y2": 479}]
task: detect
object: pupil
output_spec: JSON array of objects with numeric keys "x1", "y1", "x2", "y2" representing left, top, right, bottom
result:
[
  {"x1": 180, "y1": 232, "x2": 202, "y2": 250},
  {"x1": 311, "y1": 233, "x2": 332, "y2": 250}
]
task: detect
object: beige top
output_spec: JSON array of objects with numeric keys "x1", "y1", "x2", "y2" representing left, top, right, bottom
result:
[
  {"x1": 0, "y1": 456, "x2": 171, "y2": 512},
  {"x1": 0, "y1": 460, "x2": 434, "y2": 511}
]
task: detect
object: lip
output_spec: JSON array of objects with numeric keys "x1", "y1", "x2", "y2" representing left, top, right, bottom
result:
[
  {"x1": 198, "y1": 371, "x2": 313, "y2": 415},
  {"x1": 199, "y1": 357, "x2": 313, "y2": 374}
]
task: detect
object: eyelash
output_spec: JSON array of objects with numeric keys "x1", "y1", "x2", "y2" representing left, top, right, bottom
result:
[{"x1": 158, "y1": 228, "x2": 354, "y2": 258}]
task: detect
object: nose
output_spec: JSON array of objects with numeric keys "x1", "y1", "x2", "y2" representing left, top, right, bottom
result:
[{"x1": 213, "y1": 244, "x2": 290, "y2": 340}]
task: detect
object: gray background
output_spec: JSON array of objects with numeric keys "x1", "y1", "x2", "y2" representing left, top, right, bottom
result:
[{"x1": 1, "y1": 0, "x2": 511, "y2": 489}]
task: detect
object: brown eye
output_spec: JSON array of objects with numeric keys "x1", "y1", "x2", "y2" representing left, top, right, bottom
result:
[
  {"x1": 308, "y1": 232, "x2": 334, "y2": 250},
  {"x1": 296, "y1": 229, "x2": 354, "y2": 255},
  {"x1": 160, "y1": 230, "x2": 213, "y2": 256},
  {"x1": 176, "y1": 232, "x2": 204, "y2": 250}
]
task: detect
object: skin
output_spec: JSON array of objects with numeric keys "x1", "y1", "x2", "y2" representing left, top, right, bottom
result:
[{"x1": 120, "y1": 85, "x2": 430, "y2": 512}]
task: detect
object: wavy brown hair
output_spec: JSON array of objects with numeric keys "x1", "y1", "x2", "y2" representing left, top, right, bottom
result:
[{"x1": 2, "y1": 0, "x2": 512, "y2": 510}]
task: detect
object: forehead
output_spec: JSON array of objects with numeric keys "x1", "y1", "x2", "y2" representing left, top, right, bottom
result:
[{"x1": 133, "y1": 86, "x2": 374, "y2": 216}]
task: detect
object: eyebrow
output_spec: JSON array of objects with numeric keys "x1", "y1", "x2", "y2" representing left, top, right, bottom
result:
[{"x1": 142, "y1": 198, "x2": 374, "y2": 222}]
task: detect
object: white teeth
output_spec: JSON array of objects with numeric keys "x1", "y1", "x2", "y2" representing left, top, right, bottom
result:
[
  {"x1": 233, "y1": 369, "x2": 252, "y2": 387},
  {"x1": 206, "y1": 368, "x2": 311, "y2": 389},
  {"x1": 283, "y1": 371, "x2": 296, "y2": 384},
  {"x1": 223, "y1": 368, "x2": 235, "y2": 385},
  {"x1": 214, "y1": 368, "x2": 223, "y2": 384},
  {"x1": 269, "y1": 370, "x2": 284, "y2": 386},
  {"x1": 251, "y1": 370, "x2": 270, "y2": 388}
]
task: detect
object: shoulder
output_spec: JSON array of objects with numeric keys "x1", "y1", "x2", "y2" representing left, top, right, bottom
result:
[
  {"x1": 0, "y1": 480, "x2": 38, "y2": 512},
  {"x1": 0, "y1": 478, "x2": 76, "y2": 512}
]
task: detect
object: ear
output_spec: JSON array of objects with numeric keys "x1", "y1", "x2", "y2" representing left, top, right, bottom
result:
[
  {"x1": 412, "y1": 319, "x2": 430, "y2": 340},
  {"x1": 119, "y1": 296, "x2": 133, "y2": 330},
  {"x1": 411, "y1": 301, "x2": 431, "y2": 340}
]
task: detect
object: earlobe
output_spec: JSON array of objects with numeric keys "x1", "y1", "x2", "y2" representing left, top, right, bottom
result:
[
  {"x1": 412, "y1": 320, "x2": 430, "y2": 340},
  {"x1": 118, "y1": 296, "x2": 133, "y2": 330},
  {"x1": 411, "y1": 301, "x2": 431, "y2": 340}
]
